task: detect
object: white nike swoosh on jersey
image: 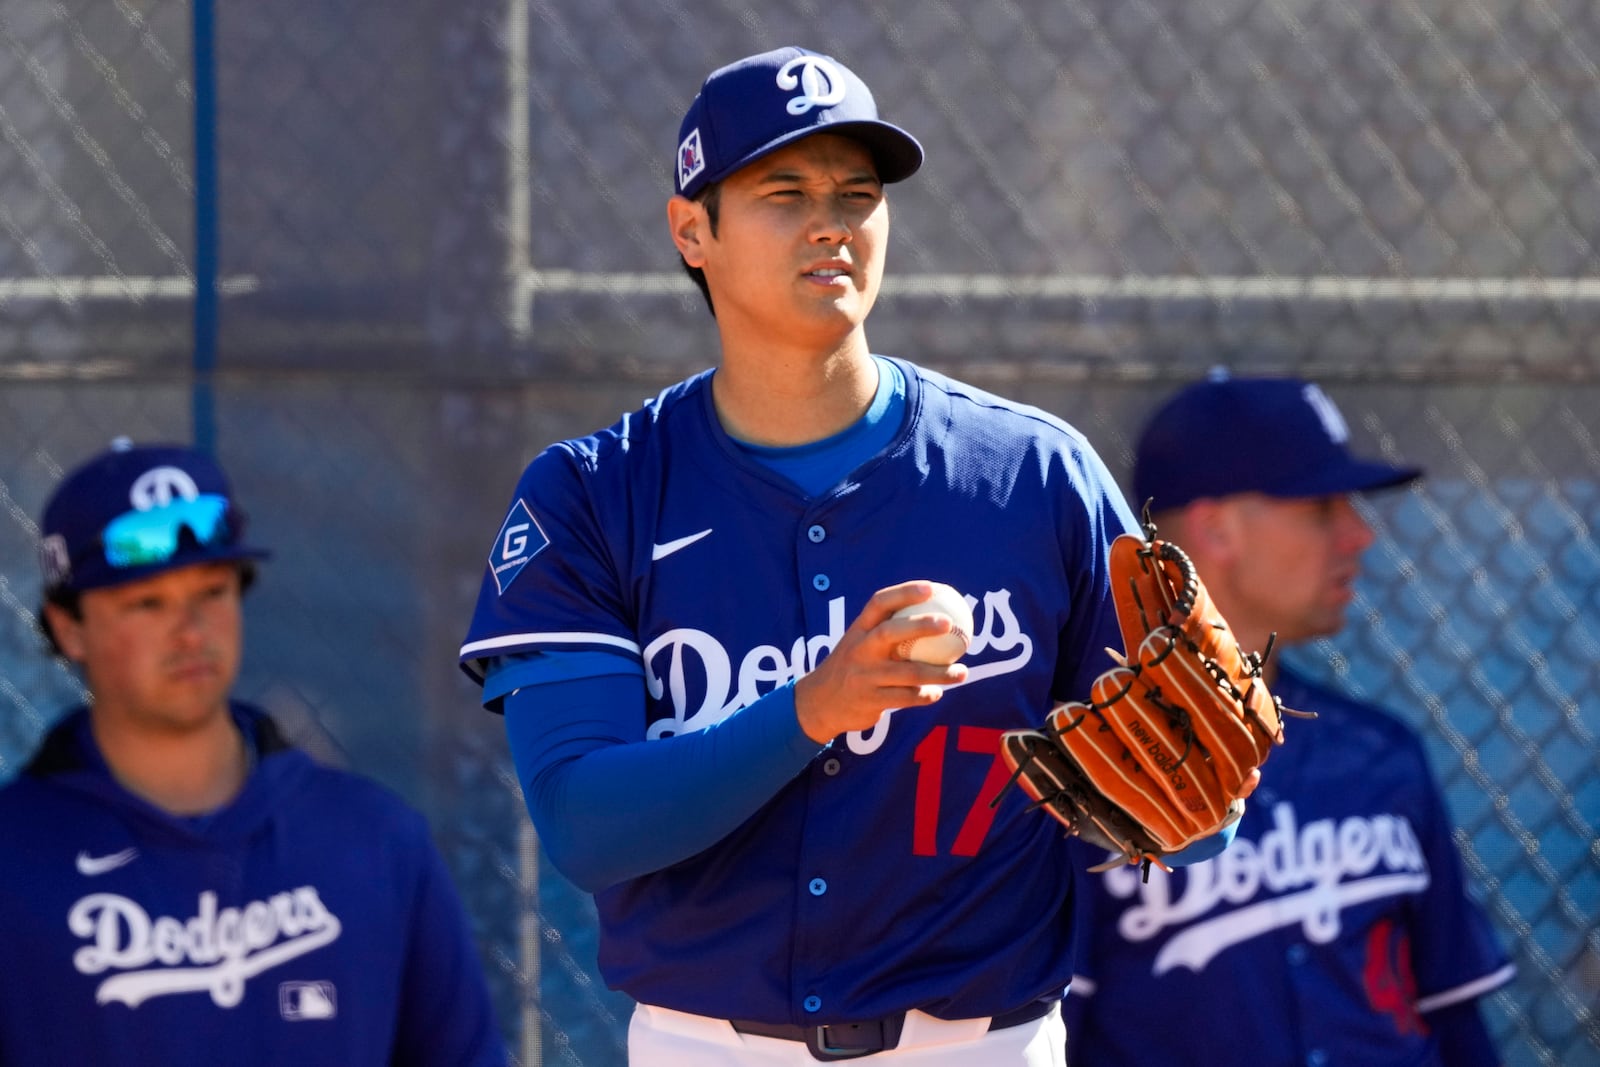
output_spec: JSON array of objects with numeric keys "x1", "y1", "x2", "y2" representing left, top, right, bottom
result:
[
  {"x1": 651, "y1": 528, "x2": 713, "y2": 561},
  {"x1": 76, "y1": 847, "x2": 139, "y2": 876}
]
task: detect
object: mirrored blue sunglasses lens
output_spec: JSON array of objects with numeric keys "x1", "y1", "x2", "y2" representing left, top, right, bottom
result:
[{"x1": 100, "y1": 494, "x2": 234, "y2": 568}]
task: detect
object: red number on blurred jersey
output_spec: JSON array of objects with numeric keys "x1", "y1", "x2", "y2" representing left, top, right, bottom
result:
[
  {"x1": 1363, "y1": 918, "x2": 1429, "y2": 1036},
  {"x1": 912, "y1": 726, "x2": 1009, "y2": 856}
]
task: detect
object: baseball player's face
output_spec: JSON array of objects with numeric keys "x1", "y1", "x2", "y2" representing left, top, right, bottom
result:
[
  {"x1": 49, "y1": 561, "x2": 243, "y2": 734},
  {"x1": 674, "y1": 134, "x2": 888, "y2": 347},
  {"x1": 1212, "y1": 493, "x2": 1375, "y2": 646}
]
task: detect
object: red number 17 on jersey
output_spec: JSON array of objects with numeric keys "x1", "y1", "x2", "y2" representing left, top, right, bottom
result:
[{"x1": 911, "y1": 725, "x2": 1011, "y2": 857}]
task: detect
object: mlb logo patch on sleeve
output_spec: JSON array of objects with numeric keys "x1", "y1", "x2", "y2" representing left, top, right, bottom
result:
[{"x1": 490, "y1": 499, "x2": 549, "y2": 594}]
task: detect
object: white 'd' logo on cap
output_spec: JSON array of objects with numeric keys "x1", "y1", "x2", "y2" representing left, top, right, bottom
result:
[
  {"x1": 777, "y1": 56, "x2": 847, "y2": 116},
  {"x1": 1302, "y1": 384, "x2": 1350, "y2": 444},
  {"x1": 129, "y1": 467, "x2": 201, "y2": 511}
]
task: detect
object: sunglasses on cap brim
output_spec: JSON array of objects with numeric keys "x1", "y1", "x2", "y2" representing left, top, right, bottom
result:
[{"x1": 94, "y1": 494, "x2": 239, "y2": 568}]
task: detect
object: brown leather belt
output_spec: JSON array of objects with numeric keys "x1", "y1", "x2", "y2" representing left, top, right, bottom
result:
[{"x1": 728, "y1": 997, "x2": 1054, "y2": 1061}]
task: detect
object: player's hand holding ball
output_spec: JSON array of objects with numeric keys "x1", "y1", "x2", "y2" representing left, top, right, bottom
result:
[
  {"x1": 793, "y1": 580, "x2": 972, "y2": 744},
  {"x1": 891, "y1": 581, "x2": 974, "y2": 665}
]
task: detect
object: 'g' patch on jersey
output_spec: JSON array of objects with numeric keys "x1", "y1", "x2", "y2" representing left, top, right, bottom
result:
[{"x1": 489, "y1": 499, "x2": 548, "y2": 594}]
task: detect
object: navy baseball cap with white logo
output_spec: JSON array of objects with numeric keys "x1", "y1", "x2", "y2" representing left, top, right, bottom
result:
[
  {"x1": 1134, "y1": 374, "x2": 1422, "y2": 512},
  {"x1": 39, "y1": 439, "x2": 270, "y2": 594},
  {"x1": 675, "y1": 45, "x2": 924, "y2": 199}
]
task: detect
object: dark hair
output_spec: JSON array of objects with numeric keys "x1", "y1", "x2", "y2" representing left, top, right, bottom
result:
[
  {"x1": 38, "y1": 561, "x2": 258, "y2": 657},
  {"x1": 679, "y1": 183, "x2": 721, "y2": 316},
  {"x1": 37, "y1": 586, "x2": 82, "y2": 658}
]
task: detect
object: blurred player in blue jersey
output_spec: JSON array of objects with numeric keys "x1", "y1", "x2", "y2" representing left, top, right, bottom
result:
[
  {"x1": 1065, "y1": 374, "x2": 1515, "y2": 1066},
  {"x1": 460, "y1": 45, "x2": 1240, "y2": 1066},
  {"x1": 0, "y1": 440, "x2": 507, "y2": 1067}
]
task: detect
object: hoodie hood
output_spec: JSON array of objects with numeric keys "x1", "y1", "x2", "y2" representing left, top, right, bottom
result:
[{"x1": 24, "y1": 703, "x2": 312, "y2": 847}]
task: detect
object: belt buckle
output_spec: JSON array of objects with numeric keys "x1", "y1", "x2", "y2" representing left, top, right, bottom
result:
[{"x1": 805, "y1": 1018, "x2": 897, "y2": 1061}]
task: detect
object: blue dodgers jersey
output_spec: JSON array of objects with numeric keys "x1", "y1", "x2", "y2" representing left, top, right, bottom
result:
[
  {"x1": 0, "y1": 706, "x2": 506, "y2": 1067},
  {"x1": 461, "y1": 359, "x2": 1140, "y2": 1023},
  {"x1": 1067, "y1": 667, "x2": 1514, "y2": 1067}
]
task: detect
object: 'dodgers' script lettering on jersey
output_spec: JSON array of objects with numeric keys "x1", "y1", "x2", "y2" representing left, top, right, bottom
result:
[
  {"x1": 642, "y1": 589, "x2": 1034, "y2": 754},
  {"x1": 70, "y1": 887, "x2": 342, "y2": 1008},
  {"x1": 1101, "y1": 802, "x2": 1430, "y2": 974}
]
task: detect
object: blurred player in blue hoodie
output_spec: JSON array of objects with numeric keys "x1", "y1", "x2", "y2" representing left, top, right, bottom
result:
[{"x1": 0, "y1": 439, "x2": 507, "y2": 1067}]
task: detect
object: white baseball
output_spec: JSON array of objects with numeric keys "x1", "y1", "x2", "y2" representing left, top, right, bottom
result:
[{"x1": 892, "y1": 582, "x2": 975, "y2": 665}]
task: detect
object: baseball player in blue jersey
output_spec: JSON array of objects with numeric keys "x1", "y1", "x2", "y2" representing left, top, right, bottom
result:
[
  {"x1": 460, "y1": 46, "x2": 1238, "y2": 1066},
  {"x1": 0, "y1": 440, "x2": 507, "y2": 1066},
  {"x1": 1064, "y1": 375, "x2": 1515, "y2": 1066}
]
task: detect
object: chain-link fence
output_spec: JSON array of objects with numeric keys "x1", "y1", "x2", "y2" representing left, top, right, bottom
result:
[{"x1": 3, "y1": 1, "x2": 1597, "y2": 1064}]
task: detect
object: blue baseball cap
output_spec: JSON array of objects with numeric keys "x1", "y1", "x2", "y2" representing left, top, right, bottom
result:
[
  {"x1": 39, "y1": 439, "x2": 270, "y2": 594},
  {"x1": 1133, "y1": 374, "x2": 1422, "y2": 512},
  {"x1": 675, "y1": 46, "x2": 923, "y2": 199}
]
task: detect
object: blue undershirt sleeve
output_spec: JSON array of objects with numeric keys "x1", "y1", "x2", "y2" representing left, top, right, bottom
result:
[
  {"x1": 503, "y1": 675, "x2": 825, "y2": 892},
  {"x1": 1162, "y1": 817, "x2": 1238, "y2": 866}
]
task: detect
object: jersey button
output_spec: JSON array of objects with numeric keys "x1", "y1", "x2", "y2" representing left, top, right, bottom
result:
[
  {"x1": 1306, "y1": 1050, "x2": 1328, "y2": 1067},
  {"x1": 812, "y1": 574, "x2": 831, "y2": 592},
  {"x1": 804, "y1": 995, "x2": 822, "y2": 1014},
  {"x1": 807, "y1": 524, "x2": 826, "y2": 543},
  {"x1": 823, "y1": 757, "x2": 841, "y2": 776},
  {"x1": 1286, "y1": 943, "x2": 1309, "y2": 966},
  {"x1": 809, "y1": 878, "x2": 827, "y2": 896}
]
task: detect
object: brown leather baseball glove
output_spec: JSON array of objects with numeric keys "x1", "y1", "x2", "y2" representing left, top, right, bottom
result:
[{"x1": 1000, "y1": 518, "x2": 1296, "y2": 874}]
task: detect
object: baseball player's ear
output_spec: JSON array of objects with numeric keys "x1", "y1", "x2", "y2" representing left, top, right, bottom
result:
[
  {"x1": 667, "y1": 196, "x2": 709, "y2": 267},
  {"x1": 1181, "y1": 500, "x2": 1237, "y2": 560},
  {"x1": 42, "y1": 602, "x2": 87, "y2": 663}
]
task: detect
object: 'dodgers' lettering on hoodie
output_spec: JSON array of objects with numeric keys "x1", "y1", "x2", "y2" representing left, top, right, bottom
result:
[{"x1": 69, "y1": 887, "x2": 341, "y2": 1008}]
